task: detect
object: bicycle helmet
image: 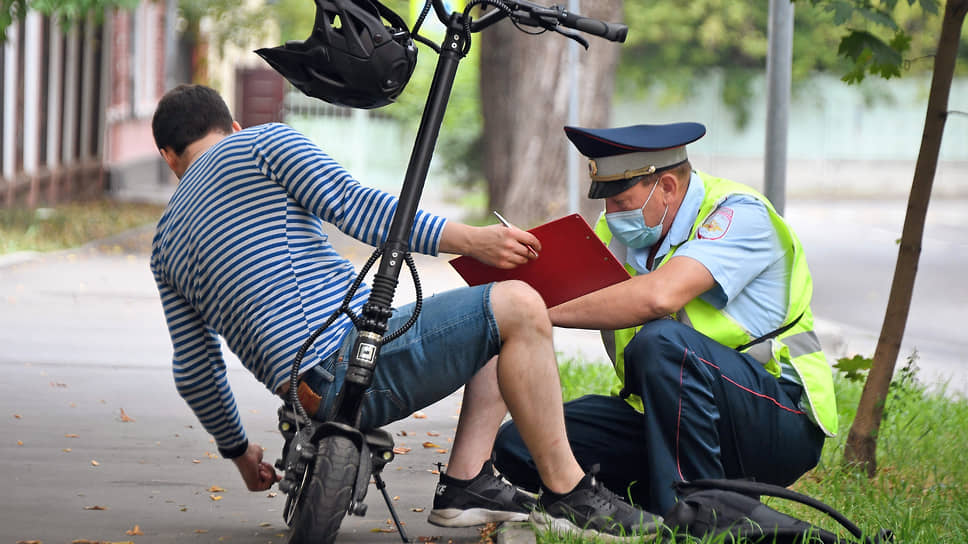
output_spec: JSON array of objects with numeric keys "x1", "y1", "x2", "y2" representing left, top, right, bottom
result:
[{"x1": 256, "y1": 0, "x2": 417, "y2": 109}]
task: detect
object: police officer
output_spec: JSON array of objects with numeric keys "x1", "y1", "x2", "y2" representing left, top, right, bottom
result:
[{"x1": 493, "y1": 122, "x2": 837, "y2": 515}]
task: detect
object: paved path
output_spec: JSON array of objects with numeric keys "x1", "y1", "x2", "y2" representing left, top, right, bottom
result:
[{"x1": 0, "y1": 221, "x2": 519, "y2": 544}]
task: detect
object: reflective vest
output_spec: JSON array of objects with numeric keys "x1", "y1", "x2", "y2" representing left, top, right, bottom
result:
[{"x1": 594, "y1": 171, "x2": 837, "y2": 436}]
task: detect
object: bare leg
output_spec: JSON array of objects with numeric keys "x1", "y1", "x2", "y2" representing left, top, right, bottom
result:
[
  {"x1": 445, "y1": 280, "x2": 583, "y2": 493},
  {"x1": 445, "y1": 356, "x2": 505, "y2": 480}
]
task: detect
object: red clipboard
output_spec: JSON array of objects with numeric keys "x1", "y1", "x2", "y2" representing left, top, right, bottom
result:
[{"x1": 449, "y1": 214, "x2": 631, "y2": 308}]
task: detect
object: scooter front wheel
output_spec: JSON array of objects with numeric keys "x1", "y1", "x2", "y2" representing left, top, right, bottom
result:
[{"x1": 287, "y1": 434, "x2": 360, "y2": 544}]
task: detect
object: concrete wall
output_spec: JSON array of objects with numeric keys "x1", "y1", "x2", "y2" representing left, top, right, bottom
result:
[{"x1": 614, "y1": 73, "x2": 968, "y2": 199}]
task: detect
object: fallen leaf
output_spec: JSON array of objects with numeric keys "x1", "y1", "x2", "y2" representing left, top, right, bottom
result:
[
  {"x1": 428, "y1": 469, "x2": 440, "y2": 475},
  {"x1": 412, "y1": 411, "x2": 427, "y2": 419},
  {"x1": 418, "y1": 537, "x2": 441, "y2": 542},
  {"x1": 422, "y1": 442, "x2": 441, "y2": 449},
  {"x1": 435, "y1": 449, "x2": 448, "y2": 454},
  {"x1": 194, "y1": 529, "x2": 208, "y2": 534},
  {"x1": 207, "y1": 485, "x2": 225, "y2": 493},
  {"x1": 426, "y1": 431, "x2": 440, "y2": 437},
  {"x1": 125, "y1": 525, "x2": 144, "y2": 536},
  {"x1": 371, "y1": 528, "x2": 397, "y2": 533},
  {"x1": 13, "y1": 414, "x2": 22, "y2": 419},
  {"x1": 259, "y1": 522, "x2": 272, "y2": 527},
  {"x1": 119, "y1": 408, "x2": 135, "y2": 423},
  {"x1": 192, "y1": 459, "x2": 201, "y2": 464},
  {"x1": 84, "y1": 505, "x2": 109, "y2": 510},
  {"x1": 411, "y1": 507, "x2": 425, "y2": 513},
  {"x1": 17, "y1": 440, "x2": 23, "y2": 446},
  {"x1": 65, "y1": 433, "x2": 80, "y2": 438},
  {"x1": 90, "y1": 460, "x2": 99, "y2": 466},
  {"x1": 205, "y1": 451, "x2": 218, "y2": 459},
  {"x1": 63, "y1": 448, "x2": 72, "y2": 453},
  {"x1": 266, "y1": 492, "x2": 278, "y2": 498},
  {"x1": 392, "y1": 496, "x2": 400, "y2": 501},
  {"x1": 210, "y1": 495, "x2": 223, "y2": 501},
  {"x1": 397, "y1": 431, "x2": 409, "y2": 436},
  {"x1": 392, "y1": 446, "x2": 411, "y2": 455},
  {"x1": 16, "y1": 540, "x2": 42, "y2": 544}
]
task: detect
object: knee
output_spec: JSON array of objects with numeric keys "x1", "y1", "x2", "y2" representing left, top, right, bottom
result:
[
  {"x1": 490, "y1": 280, "x2": 551, "y2": 338},
  {"x1": 624, "y1": 320, "x2": 693, "y2": 382}
]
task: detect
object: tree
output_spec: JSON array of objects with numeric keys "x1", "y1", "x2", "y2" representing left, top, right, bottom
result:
[
  {"x1": 0, "y1": 0, "x2": 137, "y2": 42},
  {"x1": 618, "y1": 0, "x2": 966, "y2": 126},
  {"x1": 480, "y1": 0, "x2": 624, "y2": 226},
  {"x1": 829, "y1": 0, "x2": 967, "y2": 476}
]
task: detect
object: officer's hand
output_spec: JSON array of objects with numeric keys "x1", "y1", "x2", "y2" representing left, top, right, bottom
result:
[
  {"x1": 232, "y1": 442, "x2": 282, "y2": 492},
  {"x1": 470, "y1": 224, "x2": 541, "y2": 269}
]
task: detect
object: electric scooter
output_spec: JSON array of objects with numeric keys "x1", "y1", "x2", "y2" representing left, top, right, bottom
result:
[{"x1": 265, "y1": 2, "x2": 627, "y2": 542}]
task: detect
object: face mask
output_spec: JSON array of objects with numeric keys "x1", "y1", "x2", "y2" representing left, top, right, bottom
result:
[{"x1": 605, "y1": 180, "x2": 669, "y2": 249}]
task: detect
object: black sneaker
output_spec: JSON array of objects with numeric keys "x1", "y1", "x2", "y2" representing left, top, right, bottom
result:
[
  {"x1": 530, "y1": 469, "x2": 662, "y2": 541},
  {"x1": 427, "y1": 460, "x2": 538, "y2": 527}
]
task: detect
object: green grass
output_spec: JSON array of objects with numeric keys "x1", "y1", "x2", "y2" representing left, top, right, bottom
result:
[
  {"x1": 0, "y1": 200, "x2": 165, "y2": 255},
  {"x1": 544, "y1": 356, "x2": 968, "y2": 543}
]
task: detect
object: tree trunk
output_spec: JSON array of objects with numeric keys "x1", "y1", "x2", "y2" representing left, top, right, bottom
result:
[
  {"x1": 843, "y1": 0, "x2": 968, "y2": 477},
  {"x1": 479, "y1": 0, "x2": 623, "y2": 227}
]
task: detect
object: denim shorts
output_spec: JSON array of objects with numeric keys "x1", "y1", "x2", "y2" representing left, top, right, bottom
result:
[{"x1": 300, "y1": 284, "x2": 501, "y2": 429}]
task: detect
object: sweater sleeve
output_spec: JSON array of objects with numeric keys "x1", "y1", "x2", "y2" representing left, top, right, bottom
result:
[
  {"x1": 250, "y1": 123, "x2": 447, "y2": 255},
  {"x1": 156, "y1": 279, "x2": 248, "y2": 458}
]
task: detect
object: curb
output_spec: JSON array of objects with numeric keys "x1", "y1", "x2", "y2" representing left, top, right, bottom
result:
[
  {"x1": 496, "y1": 522, "x2": 537, "y2": 544},
  {"x1": 0, "y1": 250, "x2": 41, "y2": 269}
]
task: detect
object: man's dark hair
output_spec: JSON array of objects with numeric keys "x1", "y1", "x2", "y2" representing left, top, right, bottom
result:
[{"x1": 152, "y1": 84, "x2": 235, "y2": 155}]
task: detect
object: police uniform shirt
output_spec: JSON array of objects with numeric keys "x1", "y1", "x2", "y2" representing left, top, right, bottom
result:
[{"x1": 626, "y1": 172, "x2": 789, "y2": 340}]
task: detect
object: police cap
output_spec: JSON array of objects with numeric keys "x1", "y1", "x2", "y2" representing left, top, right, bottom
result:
[{"x1": 564, "y1": 122, "x2": 706, "y2": 199}]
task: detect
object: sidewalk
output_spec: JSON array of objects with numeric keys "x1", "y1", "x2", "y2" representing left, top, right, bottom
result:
[{"x1": 0, "y1": 213, "x2": 546, "y2": 543}]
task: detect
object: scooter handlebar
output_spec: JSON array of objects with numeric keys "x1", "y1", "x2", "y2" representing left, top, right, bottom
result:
[{"x1": 558, "y1": 10, "x2": 627, "y2": 43}]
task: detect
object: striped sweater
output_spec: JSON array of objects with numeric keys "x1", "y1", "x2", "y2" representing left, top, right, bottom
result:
[{"x1": 150, "y1": 123, "x2": 447, "y2": 457}]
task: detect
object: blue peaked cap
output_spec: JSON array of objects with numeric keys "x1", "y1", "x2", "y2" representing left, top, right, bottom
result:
[
  {"x1": 564, "y1": 122, "x2": 706, "y2": 198},
  {"x1": 564, "y1": 122, "x2": 706, "y2": 158}
]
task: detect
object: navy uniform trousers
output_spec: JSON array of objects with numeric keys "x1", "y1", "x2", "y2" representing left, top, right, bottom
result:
[{"x1": 493, "y1": 319, "x2": 826, "y2": 515}]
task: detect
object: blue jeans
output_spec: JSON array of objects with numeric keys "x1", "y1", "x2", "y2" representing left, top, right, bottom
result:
[
  {"x1": 300, "y1": 284, "x2": 501, "y2": 430},
  {"x1": 494, "y1": 319, "x2": 825, "y2": 515}
]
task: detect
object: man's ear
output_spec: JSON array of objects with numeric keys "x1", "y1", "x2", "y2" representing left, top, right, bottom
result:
[
  {"x1": 658, "y1": 172, "x2": 679, "y2": 201},
  {"x1": 232, "y1": 121, "x2": 242, "y2": 132},
  {"x1": 159, "y1": 147, "x2": 180, "y2": 174}
]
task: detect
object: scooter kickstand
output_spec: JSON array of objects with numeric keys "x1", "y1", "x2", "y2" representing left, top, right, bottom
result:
[{"x1": 374, "y1": 473, "x2": 410, "y2": 544}]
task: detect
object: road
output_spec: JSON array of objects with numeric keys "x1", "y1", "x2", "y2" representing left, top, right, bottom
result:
[{"x1": 786, "y1": 198, "x2": 968, "y2": 394}]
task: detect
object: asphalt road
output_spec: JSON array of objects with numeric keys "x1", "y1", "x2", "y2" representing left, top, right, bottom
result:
[{"x1": 786, "y1": 198, "x2": 968, "y2": 394}]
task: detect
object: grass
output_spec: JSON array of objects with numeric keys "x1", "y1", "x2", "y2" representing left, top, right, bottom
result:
[
  {"x1": 0, "y1": 200, "x2": 165, "y2": 255},
  {"x1": 544, "y1": 355, "x2": 968, "y2": 543}
]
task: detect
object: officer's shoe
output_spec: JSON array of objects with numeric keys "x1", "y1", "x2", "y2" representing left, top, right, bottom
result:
[
  {"x1": 531, "y1": 468, "x2": 662, "y2": 541},
  {"x1": 428, "y1": 460, "x2": 537, "y2": 527}
]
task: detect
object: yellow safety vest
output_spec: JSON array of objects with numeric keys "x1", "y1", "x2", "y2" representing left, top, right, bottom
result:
[{"x1": 594, "y1": 171, "x2": 837, "y2": 436}]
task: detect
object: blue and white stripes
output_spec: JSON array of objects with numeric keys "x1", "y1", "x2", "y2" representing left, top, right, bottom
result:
[{"x1": 150, "y1": 123, "x2": 446, "y2": 456}]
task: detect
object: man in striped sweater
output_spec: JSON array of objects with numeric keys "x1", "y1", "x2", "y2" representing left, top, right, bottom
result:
[{"x1": 149, "y1": 84, "x2": 659, "y2": 539}]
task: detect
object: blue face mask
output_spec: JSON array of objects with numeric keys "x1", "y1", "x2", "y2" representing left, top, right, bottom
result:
[{"x1": 605, "y1": 180, "x2": 668, "y2": 250}]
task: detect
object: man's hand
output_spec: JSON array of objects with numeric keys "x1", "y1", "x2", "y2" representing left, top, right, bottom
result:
[
  {"x1": 441, "y1": 222, "x2": 541, "y2": 269},
  {"x1": 232, "y1": 442, "x2": 281, "y2": 491}
]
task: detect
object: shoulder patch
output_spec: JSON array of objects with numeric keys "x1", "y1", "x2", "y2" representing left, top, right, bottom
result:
[{"x1": 698, "y1": 207, "x2": 734, "y2": 240}]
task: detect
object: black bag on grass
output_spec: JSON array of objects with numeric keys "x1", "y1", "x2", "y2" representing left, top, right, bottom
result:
[{"x1": 663, "y1": 479, "x2": 894, "y2": 543}]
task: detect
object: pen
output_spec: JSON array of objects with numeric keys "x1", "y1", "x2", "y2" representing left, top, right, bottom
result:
[{"x1": 493, "y1": 210, "x2": 538, "y2": 257}]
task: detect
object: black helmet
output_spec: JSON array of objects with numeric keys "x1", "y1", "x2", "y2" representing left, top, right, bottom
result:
[{"x1": 256, "y1": 0, "x2": 417, "y2": 109}]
